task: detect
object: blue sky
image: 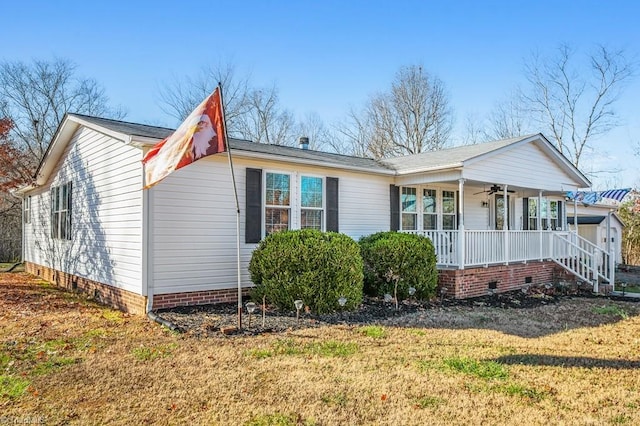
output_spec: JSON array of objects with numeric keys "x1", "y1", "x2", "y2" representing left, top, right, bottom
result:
[{"x1": 3, "y1": 0, "x2": 639, "y2": 188}]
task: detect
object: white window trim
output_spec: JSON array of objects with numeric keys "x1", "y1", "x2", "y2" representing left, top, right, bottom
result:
[
  {"x1": 51, "y1": 182, "x2": 72, "y2": 240},
  {"x1": 263, "y1": 170, "x2": 293, "y2": 238},
  {"x1": 299, "y1": 174, "x2": 326, "y2": 231},
  {"x1": 23, "y1": 196, "x2": 31, "y2": 224},
  {"x1": 400, "y1": 185, "x2": 458, "y2": 232}
]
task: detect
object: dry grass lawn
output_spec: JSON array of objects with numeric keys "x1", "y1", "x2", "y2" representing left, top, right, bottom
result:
[{"x1": 1, "y1": 272, "x2": 639, "y2": 425}]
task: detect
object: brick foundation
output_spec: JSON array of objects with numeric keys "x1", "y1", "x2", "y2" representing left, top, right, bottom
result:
[
  {"x1": 437, "y1": 260, "x2": 575, "y2": 299},
  {"x1": 25, "y1": 261, "x2": 147, "y2": 314},
  {"x1": 153, "y1": 288, "x2": 250, "y2": 310}
]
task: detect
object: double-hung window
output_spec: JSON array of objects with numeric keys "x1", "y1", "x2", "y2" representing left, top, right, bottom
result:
[
  {"x1": 23, "y1": 196, "x2": 31, "y2": 224},
  {"x1": 442, "y1": 190, "x2": 457, "y2": 230},
  {"x1": 401, "y1": 187, "x2": 417, "y2": 230},
  {"x1": 300, "y1": 176, "x2": 323, "y2": 230},
  {"x1": 528, "y1": 198, "x2": 538, "y2": 230},
  {"x1": 422, "y1": 189, "x2": 437, "y2": 230},
  {"x1": 265, "y1": 173, "x2": 291, "y2": 236},
  {"x1": 51, "y1": 182, "x2": 72, "y2": 240},
  {"x1": 541, "y1": 199, "x2": 560, "y2": 230}
]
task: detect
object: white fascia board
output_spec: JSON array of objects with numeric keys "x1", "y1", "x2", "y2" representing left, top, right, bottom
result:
[
  {"x1": 129, "y1": 136, "x2": 162, "y2": 147},
  {"x1": 68, "y1": 115, "x2": 131, "y2": 142},
  {"x1": 394, "y1": 163, "x2": 463, "y2": 175},
  {"x1": 232, "y1": 150, "x2": 397, "y2": 176}
]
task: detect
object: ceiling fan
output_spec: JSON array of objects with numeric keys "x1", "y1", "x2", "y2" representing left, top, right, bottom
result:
[{"x1": 474, "y1": 184, "x2": 515, "y2": 195}]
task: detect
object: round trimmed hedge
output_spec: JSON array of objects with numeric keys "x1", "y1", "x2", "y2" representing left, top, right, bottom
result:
[
  {"x1": 248, "y1": 229, "x2": 363, "y2": 314},
  {"x1": 359, "y1": 231, "x2": 438, "y2": 299}
]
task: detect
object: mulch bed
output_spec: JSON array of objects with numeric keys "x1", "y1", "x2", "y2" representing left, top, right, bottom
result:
[{"x1": 156, "y1": 284, "x2": 638, "y2": 338}]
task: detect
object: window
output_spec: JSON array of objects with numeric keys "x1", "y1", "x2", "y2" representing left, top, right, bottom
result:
[
  {"x1": 442, "y1": 191, "x2": 457, "y2": 230},
  {"x1": 422, "y1": 189, "x2": 437, "y2": 230},
  {"x1": 401, "y1": 187, "x2": 417, "y2": 230},
  {"x1": 265, "y1": 173, "x2": 290, "y2": 235},
  {"x1": 541, "y1": 199, "x2": 560, "y2": 230},
  {"x1": 495, "y1": 195, "x2": 510, "y2": 230},
  {"x1": 528, "y1": 198, "x2": 538, "y2": 230},
  {"x1": 51, "y1": 182, "x2": 72, "y2": 240},
  {"x1": 300, "y1": 176, "x2": 323, "y2": 230},
  {"x1": 23, "y1": 196, "x2": 31, "y2": 224}
]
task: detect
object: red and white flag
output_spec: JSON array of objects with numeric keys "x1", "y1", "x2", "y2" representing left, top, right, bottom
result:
[{"x1": 143, "y1": 87, "x2": 226, "y2": 189}]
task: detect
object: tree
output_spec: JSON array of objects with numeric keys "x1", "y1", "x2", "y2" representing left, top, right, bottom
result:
[
  {"x1": 521, "y1": 44, "x2": 634, "y2": 170},
  {"x1": 618, "y1": 190, "x2": 640, "y2": 265},
  {"x1": 339, "y1": 65, "x2": 453, "y2": 159},
  {"x1": 158, "y1": 61, "x2": 251, "y2": 136},
  {"x1": 0, "y1": 118, "x2": 30, "y2": 261},
  {"x1": 158, "y1": 63, "x2": 297, "y2": 146},
  {"x1": 0, "y1": 58, "x2": 125, "y2": 163},
  {"x1": 236, "y1": 85, "x2": 296, "y2": 146}
]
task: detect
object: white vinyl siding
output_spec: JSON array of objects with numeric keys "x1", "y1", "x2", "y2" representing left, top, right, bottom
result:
[
  {"x1": 464, "y1": 143, "x2": 578, "y2": 191},
  {"x1": 150, "y1": 155, "x2": 394, "y2": 295},
  {"x1": 22, "y1": 127, "x2": 144, "y2": 294}
]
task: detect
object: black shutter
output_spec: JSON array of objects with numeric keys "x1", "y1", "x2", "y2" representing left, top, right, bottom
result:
[
  {"x1": 557, "y1": 201, "x2": 563, "y2": 230},
  {"x1": 245, "y1": 168, "x2": 262, "y2": 243},
  {"x1": 390, "y1": 185, "x2": 400, "y2": 231},
  {"x1": 522, "y1": 198, "x2": 529, "y2": 230},
  {"x1": 326, "y1": 177, "x2": 339, "y2": 232}
]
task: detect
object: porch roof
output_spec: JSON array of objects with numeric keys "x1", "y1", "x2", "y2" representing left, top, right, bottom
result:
[{"x1": 380, "y1": 135, "x2": 537, "y2": 173}]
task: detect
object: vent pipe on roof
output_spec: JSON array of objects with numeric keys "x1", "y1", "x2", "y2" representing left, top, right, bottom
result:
[{"x1": 299, "y1": 136, "x2": 309, "y2": 150}]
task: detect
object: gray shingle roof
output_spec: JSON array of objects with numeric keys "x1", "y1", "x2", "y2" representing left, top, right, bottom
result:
[
  {"x1": 380, "y1": 135, "x2": 539, "y2": 173},
  {"x1": 70, "y1": 113, "x2": 392, "y2": 173},
  {"x1": 69, "y1": 113, "x2": 175, "y2": 140},
  {"x1": 68, "y1": 114, "x2": 542, "y2": 175}
]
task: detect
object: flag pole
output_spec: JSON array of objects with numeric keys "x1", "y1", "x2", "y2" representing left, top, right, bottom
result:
[{"x1": 218, "y1": 82, "x2": 243, "y2": 331}]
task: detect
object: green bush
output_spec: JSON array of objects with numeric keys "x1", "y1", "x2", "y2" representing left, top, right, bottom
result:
[
  {"x1": 359, "y1": 231, "x2": 438, "y2": 299},
  {"x1": 249, "y1": 229, "x2": 363, "y2": 314}
]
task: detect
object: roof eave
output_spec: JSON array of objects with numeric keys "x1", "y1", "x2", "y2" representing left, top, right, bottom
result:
[{"x1": 233, "y1": 150, "x2": 396, "y2": 175}]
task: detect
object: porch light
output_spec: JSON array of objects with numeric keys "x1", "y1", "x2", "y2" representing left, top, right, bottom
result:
[{"x1": 294, "y1": 299, "x2": 304, "y2": 324}]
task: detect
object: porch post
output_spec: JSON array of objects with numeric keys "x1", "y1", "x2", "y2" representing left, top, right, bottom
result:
[
  {"x1": 538, "y1": 190, "x2": 543, "y2": 260},
  {"x1": 504, "y1": 185, "x2": 509, "y2": 265},
  {"x1": 458, "y1": 178, "x2": 465, "y2": 270}
]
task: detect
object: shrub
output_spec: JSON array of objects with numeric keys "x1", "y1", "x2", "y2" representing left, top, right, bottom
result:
[
  {"x1": 359, "y1": 231, "x2": 437, "y2": 299},
  {"x1": 249, "y1": 229, "x2": 363, "y2": 314}
]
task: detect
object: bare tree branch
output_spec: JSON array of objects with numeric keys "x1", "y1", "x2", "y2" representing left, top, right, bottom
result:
[
  {"x1": 337, "y1": 65, "x2": 453, "y2": 159},
  {"x1": 521, "y1": 44, "x2": 634, "y2": 170}
]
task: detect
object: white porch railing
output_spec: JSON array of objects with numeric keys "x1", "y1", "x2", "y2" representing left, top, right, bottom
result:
[{"x1": 402, "y1": 229, "x2": 614, "y2": 287}]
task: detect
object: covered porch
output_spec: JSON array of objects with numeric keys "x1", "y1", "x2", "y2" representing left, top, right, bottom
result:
[{"x1": 394, "y1": 179, "x2": 614, "y2": 297}]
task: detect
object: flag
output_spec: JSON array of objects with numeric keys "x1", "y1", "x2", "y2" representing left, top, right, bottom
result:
[
  {"x1": 565, "y1": 191, "x2": 602, "y2": 206},
  {"x1": 142, "y1": 87, "x2": 226, "y2": 189},
  {"x1": 599, "y1": 188, "x2": 631, "y2": 202}
]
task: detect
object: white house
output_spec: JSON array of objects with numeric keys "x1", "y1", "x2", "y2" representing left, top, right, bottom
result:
[
  {"x1": 566, "y1": 203, "x2": 625, "y2": 264},
  {"x1": 17, "y1": 113, "x2": 612, "y2": 314}
]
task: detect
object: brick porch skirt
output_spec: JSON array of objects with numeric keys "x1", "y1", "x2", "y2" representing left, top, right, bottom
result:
[{"x1": 437, "y1": 260, "x2": 576, "y2": 299}]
